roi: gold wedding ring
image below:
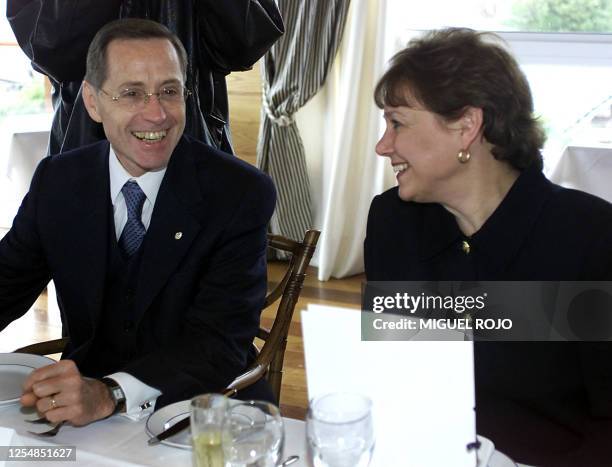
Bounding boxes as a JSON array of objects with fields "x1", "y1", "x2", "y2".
[{"x1": 50, "y1": 397, "x2": 57, "y2": 410}]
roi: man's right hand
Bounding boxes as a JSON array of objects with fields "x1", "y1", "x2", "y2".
[{"x1": 21, "y1": 359, "x2": 115, "y2": 426}]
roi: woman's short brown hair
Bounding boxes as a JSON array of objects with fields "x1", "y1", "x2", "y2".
[{"x1": 374, "y1": 28, "x2": 545, "y2": 171}]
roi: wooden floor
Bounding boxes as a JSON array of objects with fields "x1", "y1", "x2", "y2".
[{"x1": 0, "y1": 263, "x2": 364, "y2": 420}]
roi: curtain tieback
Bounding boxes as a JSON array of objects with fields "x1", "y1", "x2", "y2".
[{"x1": 262, "y1": 92, "x2": 295, "y2": 127}]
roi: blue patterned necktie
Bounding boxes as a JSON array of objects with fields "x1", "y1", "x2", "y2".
[{"x1": 119, "y1": 180, "x2": 147, "y2": 257}]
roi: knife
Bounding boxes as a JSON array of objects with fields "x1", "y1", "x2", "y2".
[
  {"x1": 148, "y1": 416, "x2": 190, "y2": 445},
  {"x1": 148, "y1": 388, "x2": 239, "y2": 446}
]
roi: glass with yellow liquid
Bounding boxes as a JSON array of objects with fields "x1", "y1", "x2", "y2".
[
  {"x1": 193, "y1": 430, "x2": 224, "y2": 467},
  {"x1": 190, "y1": 394, "x2": 228, "y2": 467}
]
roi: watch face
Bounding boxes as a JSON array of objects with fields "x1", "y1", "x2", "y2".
[
  {"x1": 111, "y1": 387, "x2": 125, "y2": 402},
  {"x1": 102, "y1": 378, "x2": 126, "y2": 414},
  {"x1": 103, "y1": 378, "x2": 125, "y2": 403}
]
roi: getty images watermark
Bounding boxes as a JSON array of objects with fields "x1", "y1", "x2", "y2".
[{"x1": 361, "y1": 281, "x2": 612, "y2": 342}]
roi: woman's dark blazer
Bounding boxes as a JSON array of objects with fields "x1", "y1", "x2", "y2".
[{"x1": 364, "y1": 167, "x2": 612, "y2": 466}]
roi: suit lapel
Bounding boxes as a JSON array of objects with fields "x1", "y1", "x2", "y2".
[
  {"x1": 132, "y1": 138, "x2": 204, "y2": 324},
  {"x1": 68, "y1": 142, "x2": 111, "y2": 328}
]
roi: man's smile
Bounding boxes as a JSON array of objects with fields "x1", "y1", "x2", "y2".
[{"x1": 131, "y1": 130, "x2": 167, "y2": 142}]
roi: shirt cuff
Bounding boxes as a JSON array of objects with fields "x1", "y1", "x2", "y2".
[{"x1": 106, "y1": 372, "x2": 162, "y2": 421}]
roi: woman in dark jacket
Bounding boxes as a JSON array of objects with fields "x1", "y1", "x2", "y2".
[
  {"x1": 365, "y1": 28, "x2": 612, "y2": 466},
  {"x1": 7, "y1": 0, "x2": 284, "y2": 154}
]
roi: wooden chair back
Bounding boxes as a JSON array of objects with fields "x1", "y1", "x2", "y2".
[{"x1": 224, "y1": 229, "x2": 320, "y2": 401}]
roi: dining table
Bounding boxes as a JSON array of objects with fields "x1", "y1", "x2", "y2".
[
  {"x1": 0, "y1": 399, "x2": 525, "y2": 467},
  {"x1": 0, "y1": 402, "x2": 307, "y2": 467},
  {"x1": 0, "y1": 113, "x2": 51, "y2": 229},
  {"x1": 548, "y1": 142, "x2": 612, "y2": 203}
]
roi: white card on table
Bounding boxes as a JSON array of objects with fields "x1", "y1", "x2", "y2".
[{"x1": 302, "y1": 305, "x2": 476, "y2": 467}]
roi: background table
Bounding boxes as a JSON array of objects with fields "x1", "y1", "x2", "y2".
[
  {"x1": 549, "y1": 143, "x2": 612, "y2": 203},
  {"x1": 0, "y1": 114, "x2": 51, "y2": 230}
]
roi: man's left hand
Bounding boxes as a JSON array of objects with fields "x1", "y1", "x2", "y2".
[{"x1": 21, "y1": 360, "x2": 115, "y2": 426}]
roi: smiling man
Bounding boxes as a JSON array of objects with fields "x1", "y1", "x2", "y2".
[
  {"x1": 0, "y1": 19, "x2": 276, "y2": 426},
  {"x1": 82, "y1": 35, "x2": 186, "y2": 177}
]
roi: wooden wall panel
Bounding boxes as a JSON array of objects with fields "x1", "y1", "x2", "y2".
[{"x1": 227, "y1": 65, "x2": 262, "y2": 167}]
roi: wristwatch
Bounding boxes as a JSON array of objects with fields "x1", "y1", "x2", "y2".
[{"x1": 101, "y1": 377, "x2": 126, "y2": 414}]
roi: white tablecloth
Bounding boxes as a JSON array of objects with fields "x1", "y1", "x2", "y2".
[
  {"x1": 0, "y1": 402, "x2": 521, "y2": 467},
  {"x1": 0, "y1": 403, "x2": 306, "y2": 467},
  {"x1": 549, "y1": 143, "x2": 612, "y2": 203}
]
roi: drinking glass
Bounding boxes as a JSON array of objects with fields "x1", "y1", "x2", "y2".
[
  {"x1": 222, "y1": 400, "x2": 284, "y2": 467},
  {"x1": 190, "y1": 394, "x2": 229, "y2": 467},
  {"x1": 306, "y1": 393, "x2": 375, "y2": 467}
]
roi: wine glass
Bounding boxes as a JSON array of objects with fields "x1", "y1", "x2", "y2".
[
  {"x1": 222, "y1": 400, "x2": 284, "y2": 467},
  {"x1": 306, "y1": 393, "x2": 375, "y2": 467}
]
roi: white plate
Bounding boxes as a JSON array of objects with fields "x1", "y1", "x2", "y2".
[
  {"x1": 477, "y1": 435, "x2": 495, "y2": 467},
  {"x1": 146, "y1": 400, "x2": 192, "y2": 449},
  {"x1": 476, "y1": 435, "x2": 519, "y2": 467},
  {"x1": 146, "y1": 399, "x2": 247, "y2": 450},
  {"x1": 0, "y1": 353, "x2": 55, "y2": 406},
  {"x1": 489, "y1": 450, "x2": 518, "y2": 467}
]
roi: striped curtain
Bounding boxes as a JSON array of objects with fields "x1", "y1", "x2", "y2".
[{"x1": 257, "y1": 0, "x2": 351, "y2": 241}]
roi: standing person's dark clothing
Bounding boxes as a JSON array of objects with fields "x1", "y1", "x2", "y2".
[{"x1": 7, "y1": 0, "x2": 284, "y2": 154}]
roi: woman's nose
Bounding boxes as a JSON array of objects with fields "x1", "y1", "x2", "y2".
[{"x1": 375, "y1": 129, "x2": 393, "y2": 157}]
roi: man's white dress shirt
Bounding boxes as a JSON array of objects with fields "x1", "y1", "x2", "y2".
[{"x1": 106, "y1": 147, "x2": 166, "y2": 420}]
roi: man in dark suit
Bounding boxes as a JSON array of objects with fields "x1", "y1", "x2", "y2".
[{"x1": 0, "y1": 18, "x2": 276, "y2": 426}]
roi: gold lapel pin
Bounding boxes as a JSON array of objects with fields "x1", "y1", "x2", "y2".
[{"x1": 174, "y1": 232, "x2": 183, "y2": 240}]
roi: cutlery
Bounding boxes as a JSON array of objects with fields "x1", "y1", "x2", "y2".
[
  {"x1": 148, "y1": 416, "x2": 189, "y2": 445},
  {"x1": 27, "y1": 421, "x2": 65, "y2": 437},
  {"x1": 26, "y1": 417, "x2": 51, "y2": 424},
  {"x1": 246, "y1": 454, "x2": 299, "y2": 467},
  {"x1": 279, "y1": 455, "x2": 299, "y2": 466}
]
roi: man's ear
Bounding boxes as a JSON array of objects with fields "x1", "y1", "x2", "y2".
[
  {"x1": 459, "y1": 106, "x2": 484, "y2": 148},
  {"x1": 82, "y1": 81, "x2": 103, "y2": 123}
]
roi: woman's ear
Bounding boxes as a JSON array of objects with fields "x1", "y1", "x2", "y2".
[
  {"x1": 460, "y1": 107, "x2": 484, "y2": 148},
  {"x1": 82, "y1": 81, "x2": 103, "y2": 123}
]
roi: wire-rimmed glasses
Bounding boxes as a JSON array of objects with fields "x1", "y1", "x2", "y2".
[{"x1": 99, "y1": 85, "x2": 191, "y2": 111}]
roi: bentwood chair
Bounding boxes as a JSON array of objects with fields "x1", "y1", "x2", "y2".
[
  {"x1": 15, "y1": 229, "x2": 320, "y2": 404},
  {"x1": 223, "y1": 229, "x2": 319, "y2": 401}
]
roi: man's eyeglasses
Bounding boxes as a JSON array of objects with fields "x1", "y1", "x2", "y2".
[{"x1": 99, "y1": 86, "x2": 191, "y2": 110}]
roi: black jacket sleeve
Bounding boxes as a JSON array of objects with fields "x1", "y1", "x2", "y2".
[
  {"x1": 195, "y1": 0, "x2": 284, "y2": 73},
  {"x1": 7, "y1": 0, "x2": 122, "y2": 82}
]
